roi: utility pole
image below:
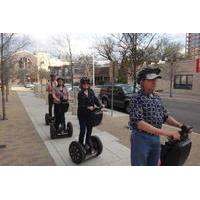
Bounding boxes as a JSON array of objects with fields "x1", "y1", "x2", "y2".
[
  {"x1": 70, "y1": 59, "x2": 74, "y2": 91},
  {"x1": 111, "y1": 61, "x2": 115, "y2": 117},
  {"x1": 169, "y1": 54, "x2": 176, "y2": 98}
]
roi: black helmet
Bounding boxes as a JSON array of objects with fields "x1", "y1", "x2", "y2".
[
  {"x1": 80, "y1": 77, "x2": 90, "y2": 84},
  {"x1": 50, "y1": 72, "x2": 56, "y2": 77},
  {"x1": 56, "y1": 77, "x2": 64, "y2": 82},
  {"x1": 137, "y1": 67, "x2": 161, "y2": 84}
]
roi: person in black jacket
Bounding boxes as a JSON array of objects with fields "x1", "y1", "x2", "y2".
[{"x1": 77, "y1": 77, "x2": 102, "y2": 152}]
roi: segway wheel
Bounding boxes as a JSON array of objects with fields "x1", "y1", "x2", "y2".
[
  {"x1": 67, "y1": 122, "x2": 73, "y2": 137},
  {"x1": 50, "y1": 123, "x2": 57, "y2": 139},
  {"x1": 45, "y1": 113, "x2": 50, "y2": 125},
  {"x1": 91, "y1": 136, "x2": 103, "y2": 156},
  {"x1": 69, "y1": 141, "x2": 86, "y2": 164}
]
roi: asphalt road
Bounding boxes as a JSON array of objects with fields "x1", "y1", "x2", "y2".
[
  {"x1": 162, "y1": 99, "x2": 200, "y2": 133},
  {"x1": 110, "y1": 98, "x2": 200, "y2": 133}
]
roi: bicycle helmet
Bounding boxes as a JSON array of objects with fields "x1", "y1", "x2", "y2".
[{"x1": 80, "y1": 77, "x2": 90, "y2": 85}]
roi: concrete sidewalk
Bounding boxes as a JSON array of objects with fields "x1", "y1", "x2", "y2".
[
  {"x1": 17, "y1": 91, "x2": 130, "y2": 166},
  {"x1": 0, "y1": 90, "x2": 55, "y2": 166}
]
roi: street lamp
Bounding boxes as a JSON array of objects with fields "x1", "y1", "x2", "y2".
[{"x1": 92, "y1": 54, "x2": 95, "y2": 89}]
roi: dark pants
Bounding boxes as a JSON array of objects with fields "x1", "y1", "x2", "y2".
[
  {"x1": 54, "y1": 103, "x2": 66, "y2": 131},
  {"x1": 48, "y1": 94, "x2": 54, "y2": 117},
  {"x1": 78, "y1": 117, "x2": 93, "y2": 147}
]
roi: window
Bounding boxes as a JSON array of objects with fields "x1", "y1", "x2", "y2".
[
  {"x1": 174, "y1": 75, "x2": 193, "y2": 89},
  {"x1": 114, "y1": 86, "x2": 122, "y2": 94}
]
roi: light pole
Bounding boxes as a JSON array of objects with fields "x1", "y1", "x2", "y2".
[
  {"x1": 92, "y1": 54, "x2": 95, "y2": 89},
  {"x1": 169, "y1": 60, "x2": 173, "y2": 98},
  {"x1": 111, "y1": 61, "x2": 115, "y2": 117},
  {"x1": 165, "y1": 54, "x2": 176, "y2": 98}
]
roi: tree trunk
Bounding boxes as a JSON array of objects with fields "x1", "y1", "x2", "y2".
[
  {"x1": 1, "y1": 33, "x2": 7, "y2": 120},
  {"x1": 169, "y1": 62, "x2": 174, "y2": 98},
  {"x1": 6, "y1": 82, "x2": 9, "y2": 102},
  {"x1": 132, "y1": 33, "x2": 138, "y2": 93},
  {"x1": 133, "y1": 62, "x2": 137, "y2": 93}
]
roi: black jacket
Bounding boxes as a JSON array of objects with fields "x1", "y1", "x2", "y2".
[{"x1": 77, "y1": 89, "x2": 101, "y2": 119}]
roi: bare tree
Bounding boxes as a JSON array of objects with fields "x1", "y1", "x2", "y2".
[
  {"x1": 52, "y1": 34, "x2": 74, "y2": 89},
  {"x1": 157, "y1": 38, "x2": 184, "y2": 97},
  {"x1": 75, "y1": 54, "x2": 94, "y2": 78},
  {"x1": 0, "y1": 33, "x2": 30, "y2": 119},
  {"x1": 95, "y1": 33, "x2": 158, "y2": 91},
  {"x1": 94, "y1": 36, "x2": 120, "y2": 116},
  {"x1": 119, "y1": 33, "x2": 157, "y2": 92}
]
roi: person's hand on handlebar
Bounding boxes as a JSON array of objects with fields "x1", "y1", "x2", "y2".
[
  {"x1": 88, "y1": 106, "x2": 95, "y2": 111},
  {"x1": 167, "y1": 131, "x2": 181, "y2": 141}
]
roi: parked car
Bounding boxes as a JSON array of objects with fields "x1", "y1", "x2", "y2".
[
  {"x1": 64, "y1": 84, "x2": 80, "y2": 93},
  {"x1": 24, "y1": 83, "x2": 34, "y2": 89},
  {"x1": 99, "y1": 84, "x2": 140, "y2": 113}
]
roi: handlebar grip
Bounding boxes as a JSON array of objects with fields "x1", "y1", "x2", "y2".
[{"x1": 181, "y1": 125, "x2": 193, "y2": 134}]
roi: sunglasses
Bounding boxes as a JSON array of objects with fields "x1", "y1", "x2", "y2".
[{"x1": 82, "y1": 82, "x2": 90, "y2": 85}]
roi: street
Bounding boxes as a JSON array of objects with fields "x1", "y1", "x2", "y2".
[
  {"x1": 162, "y1": 99, "x2": 200, "y2": 133},
  {"x1": 108, "y1": 96, "x2": 200, "y2": 134}
]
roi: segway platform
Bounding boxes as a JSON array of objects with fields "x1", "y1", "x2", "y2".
[
  {"x1": 69, "y1": 135, "x2": 103, "y2": 164},
  {"x1": 50, "y1": 120, "x2": 73, "y2": 139},
  {"x1": 45, "y1": 113, "x2": 53, "y2": 125}
]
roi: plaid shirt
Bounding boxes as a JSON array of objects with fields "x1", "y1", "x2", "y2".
[{"x1": 129, "y1": 89, "x2": 169, "y2": 131}]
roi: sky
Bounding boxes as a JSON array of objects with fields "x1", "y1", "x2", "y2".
[
  {"x1": 27, "y1": 33, "x2": 107, "y2": 56},
  {"x1": 26, "y1": 33, "x2": 186, "y2": 57}
]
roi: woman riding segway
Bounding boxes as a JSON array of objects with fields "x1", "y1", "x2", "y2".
[
  {"x1": 52, "y1": 77, "x2": 69, "y2": 133},
  {"x1": 45, "y1": 73, "x2": 57, "y2": 125},
  {"x1": 77, "y1": 77, "x2": 103, "y2": 153}
]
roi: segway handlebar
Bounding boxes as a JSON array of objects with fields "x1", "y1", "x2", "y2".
[
  {"x1": 179, "y1": 125, "x2": 193, "y2": 140},
  {"x1": 93, "y1": 105, "x2": 107, "y2": 112},
  {"x1": 167, "y1": 124, "x2": 192, "y2": 144}
]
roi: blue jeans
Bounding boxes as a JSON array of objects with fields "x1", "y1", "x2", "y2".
[{"x1": 131, "y1": 129, "x2": 160, "y2": 166}]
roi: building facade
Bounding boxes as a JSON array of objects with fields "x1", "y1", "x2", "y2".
[
  {"x1": 157, "y1": 59, "x2": 200, "y2": 96},
  {"x1": 10, "y1": 51, "x2": 70, "y2": 83},
  {"x1": 186, "y1": 33, "x2": 200, "y2": 59}
]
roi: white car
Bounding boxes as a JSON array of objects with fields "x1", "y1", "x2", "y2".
[{"x1": 24, "y1": 83, "x2": 34, "y2": 89}]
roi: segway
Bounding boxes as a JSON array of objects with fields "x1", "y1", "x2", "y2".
[
  {"x1": 50, "y1": 119, "x2": 73, "y2": 139},
  {"x1": 50, "y1": 100, "x2": 73, "y2": 139},
  {"x1": 69, "y1": 107, "x2": 104, "y2": 164},
  {"x1": 161, "y1": 125, "x2": 192, "y2": 166}
]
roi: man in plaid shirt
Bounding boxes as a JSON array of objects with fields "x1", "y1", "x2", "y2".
[{"x1": 129, "y1": 67, "x2": 183, "y2": 166}]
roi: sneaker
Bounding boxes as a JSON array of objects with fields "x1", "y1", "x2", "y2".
[
  {"x1": 63, "y1": 129, "x2": 68, "y2": 134},
  {"x1": 85, "y1": 144, "x2": 90, "y2": 150},
  {"x1": 90, "y1": 148, "x2": 95, "y2": 154}
]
